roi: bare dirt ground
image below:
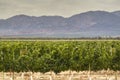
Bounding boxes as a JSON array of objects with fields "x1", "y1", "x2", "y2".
[{"x1": 0, "y1": 70, "x2": 120, "y2": 80}]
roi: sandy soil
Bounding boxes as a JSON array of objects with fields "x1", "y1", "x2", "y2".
[{"x1": 0, "y1": 70, "x2": 120, "y2": 80}]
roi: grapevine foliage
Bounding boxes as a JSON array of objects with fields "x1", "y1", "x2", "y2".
[{"x1": 0, "y1": 41, "x2": 120, "y2": 73}]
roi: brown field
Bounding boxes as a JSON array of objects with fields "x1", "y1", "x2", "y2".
[{"x1": 0, "y1": 70, "x2": 120, "y2": 80}]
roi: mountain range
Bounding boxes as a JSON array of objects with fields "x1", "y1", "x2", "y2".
[{"x1": 0, "y1": 10, "x2": 120, "y2": 38}]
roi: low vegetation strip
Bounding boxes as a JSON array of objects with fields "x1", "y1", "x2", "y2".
[{"x1": 0, "y1": 71, "x2": 120, "y2": 80}]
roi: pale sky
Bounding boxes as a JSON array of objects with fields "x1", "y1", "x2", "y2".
[{"x1": 0, "y1": 0, "x2": 120, "y2": 19}]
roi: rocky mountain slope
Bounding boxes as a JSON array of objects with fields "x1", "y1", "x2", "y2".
[{"x1": 0, "y1": 10, "x2": 120, "y2": 38}]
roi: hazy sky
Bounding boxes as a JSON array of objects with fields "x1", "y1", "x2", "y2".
[{"x1": 0, "y1": 0, "x2": 120, "y2": 19}]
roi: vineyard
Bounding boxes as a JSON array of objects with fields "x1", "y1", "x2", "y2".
[{"x1": 0, "y1": 40, "x2": 120, "y2": 80}]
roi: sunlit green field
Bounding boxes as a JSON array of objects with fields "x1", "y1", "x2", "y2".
[
  {"x1": 0, "y1": 40, "x2": 120, "y2": 80},
  {"x1": 0, "y1": 40, "x2": 120, "y2": 73}
]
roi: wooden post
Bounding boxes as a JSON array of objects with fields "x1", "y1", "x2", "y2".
[
  {"x1": 115, "y1": 72, "x2": 117, "y2": 80},
  {"x1": 69, "y1": 72, "x2": 73, "y2": 80},
  {"x1": 30, "y1": 72, "x2": 33, "y2": 80},
  {"x1": 88, "y1": 64, "x2": 91, "y2": 80},
  {"x1": 2, "y1": 71, "x2": 4, "y2": 80},
  {"x1": 21, "y1": 72, "x2": 24, "y2": 80},
  {"x1": 49, "y1": 76, "x2": 52, "y2": 80},
  {"x1": 10, "y1": 77, "x2": 13, "y2": 80},
  {"x1": 12, "y1": 71, "x2": 14, "y2": 80}
]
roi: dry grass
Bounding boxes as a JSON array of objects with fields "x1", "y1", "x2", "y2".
[{"x1": 0, "y1": 70, "x2": 120, "y2": 80}]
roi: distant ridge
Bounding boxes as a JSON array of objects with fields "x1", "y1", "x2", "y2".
[
  {"x1": 112, "y1": 11, "x2": 120, "y2": 16},
  {"x1": 0, "y1": 10, "x2": 120, "y2": 38}
]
